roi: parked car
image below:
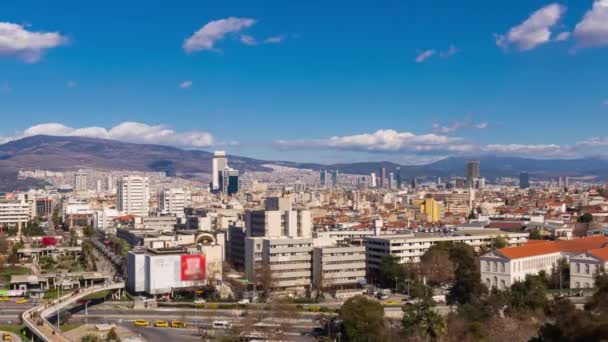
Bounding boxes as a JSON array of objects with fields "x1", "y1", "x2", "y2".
[{"x1": 237, "y1": 299, "x2": 250, "y2": 305}]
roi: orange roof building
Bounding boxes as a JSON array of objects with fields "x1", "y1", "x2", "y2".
[{"x1": 481, "y1": 236, "x2": 608, "y2": 290}]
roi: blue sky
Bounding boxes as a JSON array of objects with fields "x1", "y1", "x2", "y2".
[{"x1": 1, "y1": 0, "x2": 608, "y2": 164}]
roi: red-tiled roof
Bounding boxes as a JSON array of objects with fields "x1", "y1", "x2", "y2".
[
  {"x1": 497, "y1": 236, "x2": 608, "y2": 260},
  {"x1": 589, "y1": 248, "x2": 608, "y2": 262}
]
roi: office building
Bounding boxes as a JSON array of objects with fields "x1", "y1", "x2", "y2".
[
  {"x1": 160, "y1": 188, "x2": 189, "y2": 217},
  {"x1": 117, "y1": 175, "x2": 150, "y2": 217},
  {"x1": 245, "y1": 237, "x2": 314, "y2": 296},
  {"x1": 396, "y1": 167, "x2": 402, "y2": 189},
  {"x1": 519, "y1": 172, "x2": 530, "y2": 189},
  {"x1": 380, "y1": 167, "x2": 387, "y2": 188},
  {"x1": 370, "y1": 173, "x2": 377, "y2": 188},
  {"x1": 331, "y1": 169, "x2": 339, "y2": 188},
  {"x1": 312, "y1": 244, "x2": 366, "y2": 296},
  {"x1": 365, "y1": 230, "x2": 528, "y2": 271},
  {"x1": 211, "y1": 151, "x2": 227, "y2": 192},
  {"x1": 74, "y1": 172, "x2": 88, "y2": 191},
  {"x1": 219, "y1": 167, "x2": 239, "y2": 195},
  {"x1": 466, "y1": 160, "x2": 480, "y2": 187},
  {"x1": 320, "y1": 170, "x2": 328, "y2": 188},
  {"x1": 0, "y1": 196, "x2": 31, "y2": 234}
]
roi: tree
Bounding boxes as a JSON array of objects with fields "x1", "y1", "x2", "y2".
[
  {"x1": 339, "y1": 295, "x2": 386, "y2": 342},
  {"x1": 447, "y1": 243, "x2": 486, "y2": 305},
  {"x1": 0, "y1": 234, "x2": 9, "y2": 254},
  {"x1": 578, "y1": 213, "x2": 593, "y2": 224},
  {"x1": 379, "y1": 255, "x2": 404, "y2": 289},
  {"x1": 491, "y1": 236, "x2": 509, "y2": 249},
  {"x1": 529, "y1": 229, "x2": 543, "y2": 240},
  {"x1": 508, "y1": 275, "x2": 547, "y2": 312},
  {"x1": 80, "y1": 334, "x2": 102, "y2": 342},
  {"x1": 419, "y1": 245, "x2": 454, "y2": 287},
  {"x1": 69, "y1": 228, "x2": 78, "y2": 246},
  {"x1": 547, "y1": 258, "x2": 569, "y2": 290},
  {"x1": 402, "y1": 298, "x2": 447, "y2": 342},
  {"x1": 105, "y1": 328, "x2": 120, "y2": 342}
]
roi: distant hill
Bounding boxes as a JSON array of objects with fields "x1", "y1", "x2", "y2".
[
  {"x1": 0, "y1": 135, "x2": 273, "y2": 177},
  {"x1": 0, "y1": 135, "x2": 607, "y2": 191}
]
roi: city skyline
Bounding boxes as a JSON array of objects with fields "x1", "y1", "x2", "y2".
[{"x1": 2, "y1": 0, "x2": 608, "y2": 164}]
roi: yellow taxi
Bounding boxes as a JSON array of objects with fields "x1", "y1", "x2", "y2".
[
  {"x1": 2, "y1": 333, "x2": 12, "y2": 341},
  {"x1": 170, "y1": 321, "x2": 186, "y2": 328},
  {"x1": 154, "y1": 320, "x2": 169, "y2": 328},
  {"x1": 134, "y1": 320, "x2": 150, "y2": 327},
  {"x1": 0, "y1": 297, "x2": 9, "y2": 302},
  {"x1": 15, "y1": 298, "x2": 28, "y2": 304}
]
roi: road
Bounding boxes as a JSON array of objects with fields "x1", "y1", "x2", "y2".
[{"x1": 0, "y1": 301, "x2": 37, "y2": 324}]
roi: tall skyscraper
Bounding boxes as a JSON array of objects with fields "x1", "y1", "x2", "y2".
[
  {"x1": 117, "y1": 175, "x2": 150, "y2": 217},
  {"x1": 519, "y1": 172, "x2": 530, "y2": 189},
  {"x1": 380, "y1": 167, "x2": 387, "y2": 188},
  {"x1": 395, "y1": 167, "x2": 402, "y2": 189},
  {"x1": 370, "y1": 173, "x2": 377, "y2": 188},
  {"x1": 320, "y1": 170, "x2": 328, "y2": 188},
  {"x1": 330, "y1": 169, "x2": 339, "y2": 187},
  {"x1": 212, "y1": 151, "x2": 227, "y2": 191},
  {"x1": 466, "y1": 160, "x2": 480, "y2": 187},
  {"x1": 388, "y1": 172, "x2": 395, "y2": 189},
  {"x1": 74, "y1": 171, "x2": 87, "y2": 191},
  {"x1": 219, "y1": 167, "x2": 240, "y2": 195}
]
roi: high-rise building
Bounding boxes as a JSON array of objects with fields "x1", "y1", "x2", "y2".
[
  {"x1": 106, "y1": 175, "x2": 116, "y2": 193},
  {"x1": 396, "y1": 167, "x2": 402, "y2": 189},
  {"x1": 117, "y1": 175, "x2": 150, "y2": 217},
  {"x1": 74, "y1": 172, "x2": 88, "y2": 191},
  {"x1": 160, "y1": 188, "x2": 190, "y2": 217},
  {"x1": 219, "y1": 167, "x2": 239, "y2": 195},
  {"x1": 319, "y1": 170, "x2": 328, "y2": 188},
  {"x1": 388, "y1": 172, "x2": 395, "y2": 189},
  {"x1": 519, "y1": 172, "x2": 530, "y2": 189},
  {"x1": 211, "y1": 151, "x2": 227, "y2": 191},
  {"x1": 411, "y1": 177, "x2": 417, "y2": 189},
  {"x1": 466, "y1": 160, "x2": 480, "y2": 187},
  {"x1": 380, "y1": 167, "x2": 387, "y2": 188},
  {"x1": 370, "y1": 173, "x2": 377, "y2": 188},
  {"x1": 331, "y1": 169, "x2": 339, "y2": 188}
]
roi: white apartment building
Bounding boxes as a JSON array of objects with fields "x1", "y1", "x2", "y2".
[
  {"x1": 74, "y1": 172, "x2": 88, "y2": 191},
  {"x1": 313, "y1": 244, "x2": 366, "y2": 296},
  {"x1": 245, "y1": 208, "x2": 312, "y2": 238},
  {"x1": 117, "y1": 175, "x2": 149, "y2": 217},
  {"x1": 159, "y1": 188, "x2": 190, "y2": 218},
  {"x1": 245, "y1": 237, "x2": 314, "y2": 296},
  {"x1": 93, "y1": 209, "x2": 120, "y2": 231},
  {"x1": 570, "y1": 248, "x2": 608, "y2": 289},
  {"x1": 480, "y1": 236, "x2": 608, "y2": 290},
  {"x1": 0, "y1": 197, "x2": 31, "y2": 233},
  {"x1": 365, "y1": 230, "x2": 529, "y2": 271}
]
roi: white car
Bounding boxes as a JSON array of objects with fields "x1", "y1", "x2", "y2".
[
  {"x1": 237, "y1": 299, "x2": 250, "y2": 305},
  {"x1": 194, "y1": 299, "x2": 206, "y2": 304}
]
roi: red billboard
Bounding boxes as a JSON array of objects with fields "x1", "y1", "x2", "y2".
[
  {"x1": 42, "y1": 236, "x2": 57, "y2": 246},
  {"x1": 180, "y1": 254, "x2": 206, "y2": 281}
]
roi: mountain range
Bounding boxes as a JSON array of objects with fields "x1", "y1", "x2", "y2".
[{"x1": 1, "y1": 135, "x2": 607, "y2": 191}]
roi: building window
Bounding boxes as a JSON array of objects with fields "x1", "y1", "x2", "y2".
[
  {"x1": 585, "y1": 264, "x2": 590, "y2": 274},
  {"x1": 500, "y1": 263, "x2": 505, "y2": 273},
  {"x1": 575, "y1": 282, "x2": 580, "y2": 289},
  {"x1": 576, "y1": 263, "x2": 580, "y2": 273}
]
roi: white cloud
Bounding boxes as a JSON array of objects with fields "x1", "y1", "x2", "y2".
[
  {"x1": 554, "y1": 31, "x2": 571, "y2": 41},
  {"x1": 183, "y1": 17, "x2": 256, "y2": 53},
  {"x1": 415, "y1": 49, "x2": 436, "y2": 63},
  {"x1": 574, "y1": 0, "x2": 608, "y2": 48},
  {"x1": 1, "y1": 122, "x2": 215, "y2": 148},
  {"x1": 0, "y1": 22, "x2": 67, "y2": 63},
  {"x1": 439, "y1": 44, "x2": 460, "y2": 58},
  {"x1": 179, "y1": 80, "x2": 193, "y2": 89},
  {"x1": 264, "y1": 35, "x2": 285, "y2": 44},
  {"x1": 495, "y1": 3, "x2": 566, "y2": 51},
  {"x1": 240, "y1": 34, "x2": 257, "y2": 46},
  {"x1": 67, "y1": 80, "x2": 77, "y2": 88},
  {"x1": 432, "y1": 118, "x2": 488, "y2": 134},
  {"x1": 274, "y1": 129, "x2": 586, "y2": 159}
]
